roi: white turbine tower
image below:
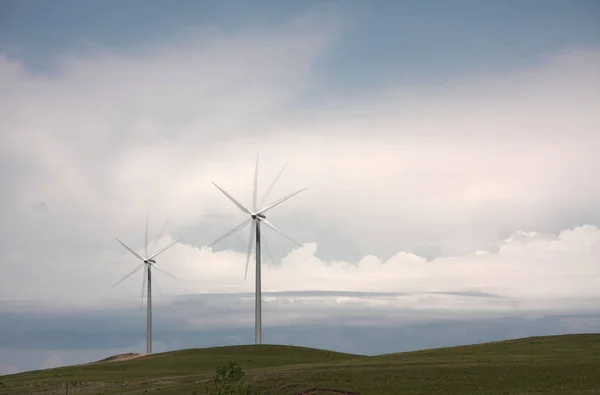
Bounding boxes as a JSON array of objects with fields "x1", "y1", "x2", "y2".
[
  {"x1": 112, "y1": 217, "x2": 181, "y2": 354},
  {"x1": 205, "y1": 154, "x2": 306, "y2": 344}
]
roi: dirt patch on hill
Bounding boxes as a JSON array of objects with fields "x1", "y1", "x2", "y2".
[
  {"x1": 293, "y1": 388, "x2": 360, "y2": 395},
  {"x1": 95, "y1": 353, "x2": 147, "y2": 363}
]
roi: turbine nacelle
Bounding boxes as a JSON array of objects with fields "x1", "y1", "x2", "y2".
[
  {"x1": 252, "y1": 213, "x2": 267, "y2": 220},
  {"x1": 112, "y1": 225, "x2": 181, "y2": 293}
]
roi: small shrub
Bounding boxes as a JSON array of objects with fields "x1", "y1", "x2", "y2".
[{"x1": 206, "y1": 361, "x2": 266, "y2": 395}]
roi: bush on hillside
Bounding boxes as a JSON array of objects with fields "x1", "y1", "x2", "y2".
[{"x1": 205, "y1": 360, "x2": 266, "y2": 395}]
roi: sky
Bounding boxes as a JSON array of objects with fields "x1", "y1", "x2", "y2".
[{"x1": 1, "y1": 0, "x2": 600, "y2": 374}]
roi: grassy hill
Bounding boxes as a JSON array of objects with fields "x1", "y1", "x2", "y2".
[{"x1": 0, "y1": 334, "x2": 599, "y2": 394}]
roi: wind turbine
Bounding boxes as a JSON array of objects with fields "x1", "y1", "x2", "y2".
[
  {"x1": 112, "y1": 217, "x2": 181, "y2": 354},
  {"x1": 205, "y1": 155, "x2": 306, "y2": 344}
]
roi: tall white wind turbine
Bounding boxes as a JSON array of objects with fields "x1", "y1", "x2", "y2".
[
  {"x1": 205, "y1": 155, "x2": 306, "y2": 344},
  {"x1": 112, "y1": 217, "x2": 181, "y2": 354}
]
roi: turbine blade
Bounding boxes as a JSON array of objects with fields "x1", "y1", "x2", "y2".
[
  {"x1": 245, "y1": 220, "x2": 256, "y2": 280},
  {"x1": 106, "y1": 260, "x2": 140, "y2": 265},
  {"x1": 253, "y1": 153, "x2": 259, "y2": 212},
  {"x1": 114, "y1": 237, "x2": 145, "y2": 261},
  {"x1": 204, "y1": 218, "x2": 252, "y2": 249},
  {"x1": 153, "y1": 263, "x2": 179, "y2": 281},
  {"x1": 259, "y1": 162, "x2": 287, "y2": 210},
  {"x1": 148, "y1": 238, "x2": 183, "y2": 260},
  {"x1": 149, "y1": 219, "x2": 169, "y2": 256},
  {"x1": 198, "y1": 213, "x2": 242, "y2": 220},
  {"x1": 211, "y1": 182, "x2": 252, "y2": 215},
  {"x1": 145, "y1": 215, "x2": 149, "y2": 258},
  {"x1": 262, "y1": 231, "x2": 276, "y2": 269},
  {"x1": 261, "y1": 218, "x2": 303, "y2": 248},
  {"x1": 141, "y1": 264, "x2": 148, "y2": 308},
  {"x1": 257, "y1": 187, "x2": 307, "y2": 215},
  {"x1": 112, "y1": 263, "x2": 144, "y2": 288},
  {"x1": 153, "y1": 275, "x2": 163, "y2": 297}
]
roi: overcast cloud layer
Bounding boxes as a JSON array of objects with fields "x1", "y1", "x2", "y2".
[{"x1": 1, "y1": 3, "x2": 599, "y2": 374}]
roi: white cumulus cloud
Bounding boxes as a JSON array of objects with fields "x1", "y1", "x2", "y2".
[{"x1": 0, "y1": 16, "x2": 599, "y2": 323}]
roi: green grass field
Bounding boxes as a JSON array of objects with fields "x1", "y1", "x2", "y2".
[{"x1": 1, "y1": 334, "x2": 599, "y2": 394}]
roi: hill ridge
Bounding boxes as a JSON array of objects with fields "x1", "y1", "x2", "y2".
[{"x1": 1, "y1": 334, "x2": 599, "y2": 394}]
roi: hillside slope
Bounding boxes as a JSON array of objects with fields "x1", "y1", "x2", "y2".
[{"x1": 0, "y1": 334, "x2": 599, "y2": 394}]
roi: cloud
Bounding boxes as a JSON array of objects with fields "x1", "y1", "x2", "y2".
[
  {"x1": 138, "y1": 224, "x2": 600, "y2": 312},
  {"x1": 2, "y1": 31, "x2": 599, "y2": 260},
  {"x1": 2, "y1": 223, "x2": 598, "y2": 320}
]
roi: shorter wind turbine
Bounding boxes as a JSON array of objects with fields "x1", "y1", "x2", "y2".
[
  {"x1": 112, "y1": 217, "x2": 181, "y2": 354},
  {"x1": 205, "y1": 155, "x2": 306, "y2": 344}
]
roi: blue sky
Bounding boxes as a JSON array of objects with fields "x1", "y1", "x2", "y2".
[
  {"x1": 2, "y1": 0, "x2": 599, "y2": 89},
  {"x1": 1, "y1": 0, "x2": 599, "y2": 374}
]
